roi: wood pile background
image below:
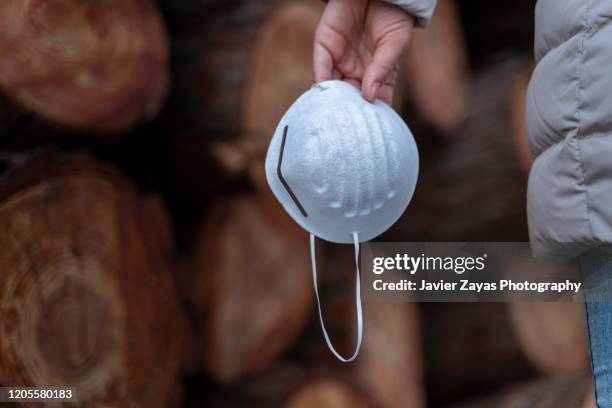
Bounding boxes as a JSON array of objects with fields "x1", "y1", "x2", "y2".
[{"x1": 0, "y1": 0, "x2": 592, "y2": 407}]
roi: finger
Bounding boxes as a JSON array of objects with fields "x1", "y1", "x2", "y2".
[
  {"x1": 362, "y1": 36, "x2": 407, "y2": 102},
  {"x1": 378, "y1": 83, "x2": 395, "y2": 105},
  {"x1": 313, "y1": 41, "x2": 334, "y2": 84},
  {"x1": 377, "y1": 70, "x2": 399, "y2": 105}
]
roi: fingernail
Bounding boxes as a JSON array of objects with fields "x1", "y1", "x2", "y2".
[{"x1": 371, "y1": 82, "x2": 380, "y2": 99}]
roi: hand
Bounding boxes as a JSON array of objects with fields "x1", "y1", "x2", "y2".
[{"x1": 314, "y1": 0, "x2": 415, "y2": 105}]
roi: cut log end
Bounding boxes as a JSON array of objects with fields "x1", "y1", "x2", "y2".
[
  {"x1": 0, "y1": 150, "x2": 190, "y2": 407},
  {"x1": 508, "y1": 301, "x2": 589, "y2": 374},
  {"x1": 190, "y1": 194, "x2": 312, "y2": 383},
  {"x1": 242, "y1": 0, "x2": 324, "y2": 152},
  {"x1": 284, "y1": 379, "x2": 371, "y2": 408},
  {"x1": 356, "y1": 302, "x2": 424, "y2": 408},
  {"x1": 405, "y1": 0, "x2": 468, "y2": 134},
  {"x1": 0, "y1": 0, "x2": 169, "y2": 132}
]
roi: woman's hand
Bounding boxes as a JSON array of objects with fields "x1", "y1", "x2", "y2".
[{"x1": 314, "y1": 0, "x2": 415, "y2": 104}]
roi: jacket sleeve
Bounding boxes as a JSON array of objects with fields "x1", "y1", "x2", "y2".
[{"x1": 383, "y1": 0, "x2": 437, "y2": 27}]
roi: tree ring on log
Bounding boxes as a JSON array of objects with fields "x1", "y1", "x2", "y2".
[
  {"x1": 0, "y1": 0, "x2": 169, "y2": 131},
  {"x1": 0, "y1": 180, "x2": 125, "y2": 398}
]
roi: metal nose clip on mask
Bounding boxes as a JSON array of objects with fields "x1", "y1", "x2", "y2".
[{"x1": 265, "y1": 80, "x2": 419, "y2": 362}]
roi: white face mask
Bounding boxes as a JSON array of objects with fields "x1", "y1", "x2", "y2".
[{"x1": 265, "y1": 80, "x2": 419, "y2": 362}]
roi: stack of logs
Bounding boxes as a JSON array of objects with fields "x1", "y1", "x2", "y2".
[{"x1": 0, "y1": 0, "x2": 593, "y2": 407}]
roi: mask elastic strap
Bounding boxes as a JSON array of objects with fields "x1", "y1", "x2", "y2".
[{"x1": 309, "y1": 232, "x2": 363, "y2": 362}]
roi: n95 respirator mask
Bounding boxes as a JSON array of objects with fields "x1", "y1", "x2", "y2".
[{"x1": 265, "y1": 80, "x2": 419, "y2": 362}]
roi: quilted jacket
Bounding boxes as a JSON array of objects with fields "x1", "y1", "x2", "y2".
[
  {"x1": 391, "y1": 0, "x2": 612, "y2": 258},
  {"x1": 526, "y1": 0, "x2": 612, "y2": 258}
]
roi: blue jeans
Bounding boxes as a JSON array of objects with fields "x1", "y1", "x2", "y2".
[{"x1": 581, "y1": 248, "x2": 612, "y2": 407}]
